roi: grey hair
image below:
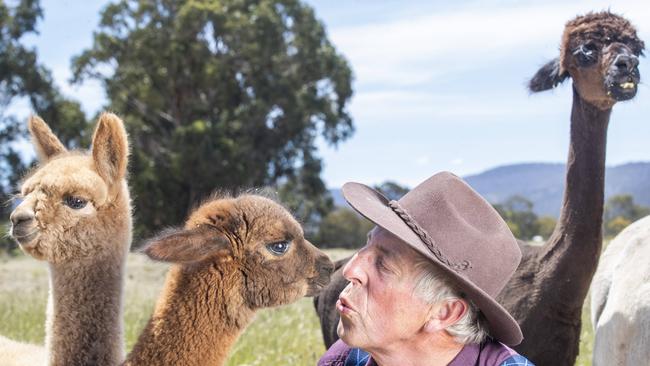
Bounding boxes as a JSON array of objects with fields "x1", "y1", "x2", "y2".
[{"x1": 412, "y1": 253, "x2": 490, "y2": 345}]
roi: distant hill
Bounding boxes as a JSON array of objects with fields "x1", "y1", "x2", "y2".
[{"x1": 330, "y1": 162, "x2": 650, "y2": 218}]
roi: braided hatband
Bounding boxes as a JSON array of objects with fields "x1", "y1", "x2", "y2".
[{"x1": 388, "y1": 200, "x2": 471, "y2": 272}]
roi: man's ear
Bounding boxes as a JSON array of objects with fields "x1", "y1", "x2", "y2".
[
  {"x1": 528, "y1": 58, "x2": 569, "y2": 93},
  {"x1": 423, "y1": 299, "x2": 469, "y2": 334},
  {"x1": 91, "y1": 112, "x2": 129, "y2": 186},
  {"x1": 142, "y1": 225, "x2": 232, "y2": 263},
  {"x1": 28, "y1": 115, "x2": 67, "y2": 162}
]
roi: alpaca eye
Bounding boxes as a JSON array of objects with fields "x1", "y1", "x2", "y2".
[
  {"x1": 266, "y1": 241, "x2": 290, "y2": 256},
  {"x1": 583, "y1": 42, "x2": 598, "y2": 53},
  {"x1": 575, "y1": 43, "x2": 599, "y2": 66},
  {"x1": 64, "y1": 196, "x2": 88, "y2": 210}
]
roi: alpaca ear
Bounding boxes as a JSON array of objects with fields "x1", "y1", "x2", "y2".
[
  {"x1": 28, "y1": 115, "x2": 67, "y2": 162},
  {"x1": 91, "y1": 113, "x2": 129, "y2": 186},
  {"x1": 528, "y1": 58, "x2": 569, "y2": 93},
  {"x1": 142, "y1": 226, "x2": 232, "y2": 263}
]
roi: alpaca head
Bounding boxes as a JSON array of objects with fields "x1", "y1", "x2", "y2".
[
  {"x1": 9, "y1": 113, "x2": 131, "y2": 263},
  {"x1": 143, "y1": 193, "x2": 334, "y2": 309},
  {"x1": 529, "y1": 11, "x2": 644, "y2": 109}
]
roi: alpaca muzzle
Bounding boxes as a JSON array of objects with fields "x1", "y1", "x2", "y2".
[
  {"x1": 9, "y1": 210, "x2": 38, "y2": 244},
  {"x1": 306, "y1": 256, "x2": 335, "y2": 296},
  {"x1": 606, "y1": 51, "x2": 641, "y2": 101}
]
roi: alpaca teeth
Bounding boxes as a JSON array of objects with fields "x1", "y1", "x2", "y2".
[{"x1": 620, "y1": 82, "x2": 635, "y2": 89}]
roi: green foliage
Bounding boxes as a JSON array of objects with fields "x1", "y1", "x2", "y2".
[
  {"x1": 0, "y1": 221, "x2": 17, "y2": 253},
  {"x1": 536, "y1": 215, "x2": 557, "y2": 240},
  {"x1": 373, "y1": 181, "x2": 409, "y2": 201},
  {"x1": 278, "y1": 151, "x2": 333, "y2": 239},
  {"x1": 504, "y1": 220, "x2": 521, "y2": 238},
  {"x1": 311, "y1": 181, "x2": 408, "y2": 248},
  {"x1": 72, "y1": 0, "x2": 354, "y2": 237},
  {"x1": 493, "y1": 196, "x2": 540, "y2": 240},
  {"x1": 0, "y1": 0, "x2": 41, "y2": 217},
  {"x1": 493, "y1": 196, "x2": 559, "y2": 240},
  {"x1": 315, "y1": 208, "x2": 373, "y2": 249},
  {"x1": 604, "y1": 216, "x2": 631, "y2": 237},
  {"x1": 603, "y1": 194, "x2": 650, "y2": 237},
  {"x1": 493, "y1": 193, "x2": 650, "y2": 241},
  {"x1": 0, "y1": 0, "x2": 88, "y2": 224}
]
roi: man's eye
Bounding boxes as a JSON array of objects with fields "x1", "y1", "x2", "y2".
[
  {"x1": 376, "y1": 257, "x2": 388, "y2": 271},
  {"x1": 64, "y1": 196, "x2": 88, "y2": 210},
  {"x1": 266, "y1": 241, "x2": 290, "y2": 256}
]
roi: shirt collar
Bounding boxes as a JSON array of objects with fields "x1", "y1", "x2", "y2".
[
  {"x1": 447, "y1": 343, "x2": 480, "y2": 366},
  {"x1": 364, "y1": 343, "x2": 479, "y2": 366}
]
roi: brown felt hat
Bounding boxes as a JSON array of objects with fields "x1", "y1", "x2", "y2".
[{"x1": 342, "y1": 171, "x2": 523, "y2": 346}]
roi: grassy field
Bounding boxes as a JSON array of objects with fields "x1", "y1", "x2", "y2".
[{"x1": 0, "y1": 249, "x2": 595, "y2": 365}]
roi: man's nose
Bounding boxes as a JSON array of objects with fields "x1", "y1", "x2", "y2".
[{"x1": 341, "y1": 251, "x2": 367, "y2": 285}]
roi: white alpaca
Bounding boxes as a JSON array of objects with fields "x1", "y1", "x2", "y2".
[{"x1": 590, "y1": 215, "x2": 650, "y2": 366}]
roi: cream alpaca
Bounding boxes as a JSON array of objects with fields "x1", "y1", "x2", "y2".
[{"x1": 3, "y1": 113, "x2": 132, "y2": 366}]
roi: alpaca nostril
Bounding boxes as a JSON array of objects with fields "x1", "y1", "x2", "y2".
[
  {"x1": 614, "y1": 55, "x2": 638, "y2": 72},
  {"x1": 318, "y1": 259, "x2": 335, "y2": 278},
  {"x1": 615, "y1": 60, "x2": 628, "y2": 71},
  {"x1": 10, "y1": 211, "x2": 35, "y2": 226}
]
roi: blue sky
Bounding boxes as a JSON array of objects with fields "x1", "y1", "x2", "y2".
[{"x1": 15, "y1": 0, "x2": 650, "y2": 187}]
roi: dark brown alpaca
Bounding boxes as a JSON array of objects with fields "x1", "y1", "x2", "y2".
[
  {"x1": 124, "y1": 193, "x2": 334, "y2": 366},
  {"x1": 313, "y1": 12, "x2": 644, "y2": 366}
]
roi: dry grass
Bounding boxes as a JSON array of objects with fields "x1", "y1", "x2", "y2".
[{"x1": 0, "y1": 249, "x2": 596, "y2": 365}]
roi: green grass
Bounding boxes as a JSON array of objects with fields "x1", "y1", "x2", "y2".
[
  {"x1": 0, "y1": 249, "x2": 596, "y2": 365},
  {"x1": 575, "y1": 300, "x2": 594, "y2": 366},
  {"x1": 0, "y1": 251, "x2": 334, "y2": 365},
  {"x1": 0, "y1": 256, "x2": 48, "y2": 343}
]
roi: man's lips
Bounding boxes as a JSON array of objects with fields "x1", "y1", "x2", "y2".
[{"x1": 337, "y1": 297, "x2": 356, "y2": 315}]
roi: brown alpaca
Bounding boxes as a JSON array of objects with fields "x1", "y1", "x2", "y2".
[
  {"x1": 124, "y1": 193, "x2": 334, "y2": 366},
  {"x1": 5, "y1": 113, "x2": 132, "y2": 366},
  {"x1": 313, "y1": 12, "x2": 644, "y2": 366}
]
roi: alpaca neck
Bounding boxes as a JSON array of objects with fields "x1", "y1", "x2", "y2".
[
  {"x1": 125, "y1": 262, "x2": 255, "y2": 366},
  {"x1": 46, "y1": 251, "x2": 127, "y2": 366},
  {"x1": 541, "y1": 85, "x2": 610, "y2": 305}
]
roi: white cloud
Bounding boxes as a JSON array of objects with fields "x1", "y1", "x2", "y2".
[
  {"x1": 350, "y1": 87, "x2": 572, "y2": 127},
  {"x1": 330, "y1": 0, "x2": 650, "y2": 87},
  {"x1": 451, "y1": 158, "x2": 464, "y2": 165},
  {"x1": 415, "y1": 155, "x2": 430, "y2": 166}
]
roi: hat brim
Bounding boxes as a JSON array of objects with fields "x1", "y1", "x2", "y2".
[{"x1": 342, "y1": 182, "x2": 523, "y2": 346}]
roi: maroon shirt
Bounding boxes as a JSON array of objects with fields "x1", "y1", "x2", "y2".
[{"x1": 318, "y1": 339, "x2": 523, "y2": 366}]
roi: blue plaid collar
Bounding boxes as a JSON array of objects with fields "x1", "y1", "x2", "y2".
[
  {"x1": 342, "y1": 345, "x2": 534, "y2": 366},
  {"x1": 344, "y1": 348, "x2": 371, "y2": 366}
]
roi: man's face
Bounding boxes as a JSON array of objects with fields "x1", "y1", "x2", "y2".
[{"x1": 336, "y1": 227, "x2": 432, "y2": 350}]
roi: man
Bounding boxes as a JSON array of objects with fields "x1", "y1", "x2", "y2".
[{"x1": 318, "y1": 172, "x2": 533, "y2": 366}]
